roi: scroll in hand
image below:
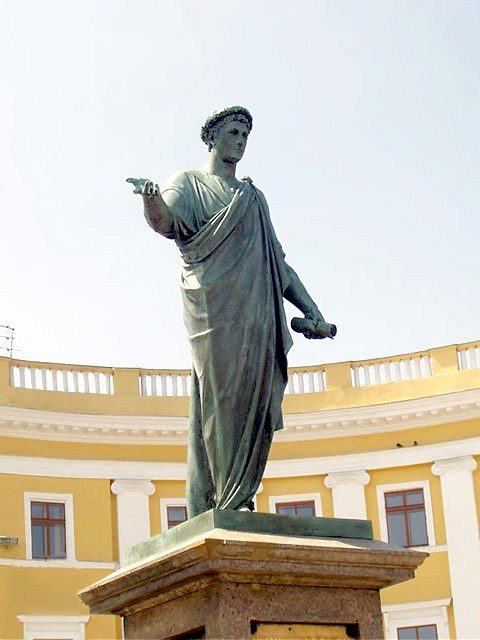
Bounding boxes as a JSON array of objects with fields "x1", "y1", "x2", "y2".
[{"x1": 291, "y1": 317, "x2": 337, "y2": 340}]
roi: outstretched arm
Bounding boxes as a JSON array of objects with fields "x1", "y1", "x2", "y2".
[{"x1": 126, "y1": 178, "x2": 174, "y2": 237}]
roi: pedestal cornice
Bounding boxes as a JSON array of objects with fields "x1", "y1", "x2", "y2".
[{"x1": 79, "y1": 527, "x2": 428, "y2": 617}]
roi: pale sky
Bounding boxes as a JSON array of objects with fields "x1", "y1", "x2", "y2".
[{"x1": 1, "y1": 0, "x2": 479, "y2": 369}]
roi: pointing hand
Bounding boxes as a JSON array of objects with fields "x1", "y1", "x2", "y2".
[{"x1": 126, "y1": 177, "x2": 160, "y2": 196}]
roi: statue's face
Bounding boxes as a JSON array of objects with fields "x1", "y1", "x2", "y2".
[{"x1": 213, "y1": 119, "x2": 249, "y2": 164}]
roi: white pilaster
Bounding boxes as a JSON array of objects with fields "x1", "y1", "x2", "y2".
[
  {"x1": 432, "y1": 456, "x2": 480, "y2": 639},
  {"x1": 325, "y1": 470, "x2": 370, "y2": 519},
  {"x1": 111, "y1": 479, "x2": 155, "y2": 564}
]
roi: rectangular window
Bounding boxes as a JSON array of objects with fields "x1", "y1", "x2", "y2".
[
  {"x1": 397, "y1": 624, "x2": 438, "y2": 639},
  {"x1": 167, "y1": 505, "x2": 188, "y2": 529},
  {"x1": 275, "y1": 500, "x2": 316, "y2": 518},
  {"x1": 385, "y1": 489, "x2": 428, "y2": 547},
  {"x1": 31, "y1": 501, "x2": 67, "y2": 559}
]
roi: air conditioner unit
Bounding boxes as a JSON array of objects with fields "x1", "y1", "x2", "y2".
[{"x1": 0, "y1": 536, "x2": 19, "y2": 546}]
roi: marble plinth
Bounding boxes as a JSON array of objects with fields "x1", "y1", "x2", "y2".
[{"x1": 79, "y1": 513, "x2": 427, "y2": 639}]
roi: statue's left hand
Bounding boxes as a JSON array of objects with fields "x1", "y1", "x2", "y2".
[
  {"x1": 304, "y1": 307, "x2": 326, "y2": 340},
  {"x1": 305, "y1": 307, "x2": 325, "y2": 325}
]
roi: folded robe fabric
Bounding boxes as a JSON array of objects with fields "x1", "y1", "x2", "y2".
[{"x1": 161, "y1": 170, "x2": 293, "y2": 516}]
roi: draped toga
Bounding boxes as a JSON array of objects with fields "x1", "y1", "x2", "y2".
[{"x1": 161, "y1": 170, "x2": 293, "y2": 516}]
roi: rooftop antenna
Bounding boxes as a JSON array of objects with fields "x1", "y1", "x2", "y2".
[{"x1": 0, "y1": 325, "x2": 18, "y2": 358}]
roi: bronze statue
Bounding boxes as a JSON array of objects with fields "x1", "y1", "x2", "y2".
[{"x1": 127, "y1": 106, "x2": 335, "y2": 517}]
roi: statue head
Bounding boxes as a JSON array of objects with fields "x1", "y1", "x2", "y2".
[{"x1": 201, "y1": 106, "x2": 253, "y2": 152}]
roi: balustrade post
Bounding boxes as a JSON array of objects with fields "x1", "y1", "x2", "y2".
[
  {"x1": 0, "y1": 357, "x2": 10, "y2": 394},
  {"x1": 430, "y1": 345, "x2": 458, "y2": 375},
  {"x1": 113, "y1": 368, "x2": 141, "y2": 396},
  {"x1": 324, "y1": 362, "x2": 352, "y2": 391}
]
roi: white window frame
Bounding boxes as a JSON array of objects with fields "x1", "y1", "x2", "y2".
[
  {"x1": 24, "y1": 492, "x2": 75, "y2": 562},
  {"x1": 17, "y1": 615, "x2": 89, "y2": 640},
  {"x1": 376, "y1": 480, "x2": 436, "y2": 548},
  {"x1": 160, "y1": 497, "x2": 187, "y2": 532},
  {"x1": 269, "y1": 493, "x2": 322, "y2": 517},
  {"x1": 382, "y1": 599, "x2": 451, "y2": 639}
]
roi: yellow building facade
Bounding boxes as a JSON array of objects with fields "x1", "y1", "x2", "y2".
[{"x1": 1, "y1": 340, "x2": 479, "y2": 639}]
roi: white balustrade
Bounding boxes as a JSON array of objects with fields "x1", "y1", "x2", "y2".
[
  {"x1": 457, "y1": 344, "x2": 479, "y2": 370},
  {"x1": 351, "y1": 355, "x2": 432, "y2": 388},
  {"x1": 9, "y1": 365, "x2": 114, "y2": 394},
  {"x1": 12, "y1": 341, "x2": 478, "y2": 398},
  {"x1": 139, "y1": 372, "x2": 192, "y2": 397},
  {"x1": 140, "y1": 368, "x2": 327, "y2": 397},
  {"x1": 285, "y1": 369, "x2": 326, "y2": 395}
]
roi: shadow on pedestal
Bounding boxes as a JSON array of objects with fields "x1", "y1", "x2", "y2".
[{"x1": 79, "y1": 511, "x2": 427, "y2": 640}]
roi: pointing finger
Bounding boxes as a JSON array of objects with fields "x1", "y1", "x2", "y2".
[{"x1": 126, "y1": 177, "x2": 148, "y2": 194}]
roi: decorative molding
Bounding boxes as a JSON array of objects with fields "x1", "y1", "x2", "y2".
[
  {"x1": 18, "y1": 615, "x2": 90, "y2": 622},
  {"x1": 17, "y1": 615, "x2": 90, "y2": 640},
  {"x1": 265, "y1": 436, "x2": 480, "y2": 478},
  {"x1": 419, "y1": 544, "x2": 447, "y2": 554},
  {"x1": 1, "y1": 558, "x2": 116, "y2": 569},
  {"x1": 111, "y1": 479, "x2": 155, "y2": 496},
  {"x1": 2, "y1": 387, "x2": 480, "y2": 444},
  {"x1": 324, "y1": 470, "x2": 370, "y2": 488},
  {"x1": 0, "y1": 456, "x2": 186, "y2": 480},
  {"x1": 381, "y1": 598, "x2": 451, "y2": 614},
  {"x1": 0, "y1": 404, "x2": 187, "y2": 444},
  {"x1": 432, "y1": 455, "x2": 477, "y2": 476},
  {"x1": 1, "y1": 436, "x2": 479, "y2": 480},
  {"x1": 279, "y1": 387, "x2": 480, "y2": 441}
]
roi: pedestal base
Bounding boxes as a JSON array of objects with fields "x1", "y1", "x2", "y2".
[
  {"x1": 124, "y1": 579, "x2": 381, "y2": 639},
  {"x1": 79, "y1": 512, "x2": 427, "y2": 639}
]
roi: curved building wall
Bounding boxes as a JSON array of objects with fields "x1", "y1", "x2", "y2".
[{"x1": 0, "y1": 340, "x2": 479, "y2": 639}]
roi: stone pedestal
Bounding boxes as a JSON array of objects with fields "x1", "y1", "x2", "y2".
[{"x1": 79, "y1": 511, "x2": 427, "y2": 640}]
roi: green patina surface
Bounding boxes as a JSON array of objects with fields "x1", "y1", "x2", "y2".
[
  {"x1": 128, "y1": 106, "x2": 336, "y2": 519},
  {"x1": 124, "y1": 510, "x2": 373, "y2": 565}
]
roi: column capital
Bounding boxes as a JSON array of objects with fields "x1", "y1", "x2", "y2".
[
  {"x1": 111, "y1": 479, "x2": 155, "y2": 496},
  {"x1": 432, "y1": 456, "x2": 477, "y2": 477},
  {"x1": 325, "y1": 470, "x2": 370, "y2": 489}
]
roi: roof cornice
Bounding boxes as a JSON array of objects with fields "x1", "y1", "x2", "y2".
[{"x1": 1, "y1": 388, "x2": 479, "y2": 445}]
